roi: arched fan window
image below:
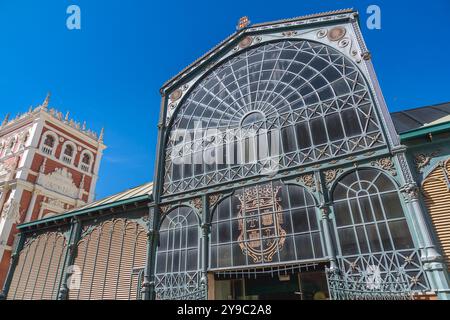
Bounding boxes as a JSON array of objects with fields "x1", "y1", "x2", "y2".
[
  {"x1": 164, "y1": 40, "x2": 383, "y2": 194},
  {"x1": 155, "y1": 206, "x2": 201, "y2": 300},
  {"x1": 332, "y1": 169, "x2": 414, "y2": 256}
]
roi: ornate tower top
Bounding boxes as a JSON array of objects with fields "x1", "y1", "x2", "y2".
[{"x1": 0, "y1": 93, "x2": 104, "y2": 143}]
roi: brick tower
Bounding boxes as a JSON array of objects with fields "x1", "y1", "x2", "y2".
[{"x1": 0, "y1": 93, "x2": 106, "y2": 287}]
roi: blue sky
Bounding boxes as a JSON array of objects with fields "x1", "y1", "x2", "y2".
[{"x1": 1, "y1": 0, "x2": 449, "y2": 199}]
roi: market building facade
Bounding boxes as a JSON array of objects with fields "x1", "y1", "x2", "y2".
[{"x1": 2, "y1": 9, "x2": 450, "y2": 300}]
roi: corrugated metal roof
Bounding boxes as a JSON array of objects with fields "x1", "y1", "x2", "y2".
[
  {"x1": 68, "y1": 182, "x2": 153, "y2": 213},
  {"x1": 391, "y1": 102, "x2": 450, "y2": 134}
]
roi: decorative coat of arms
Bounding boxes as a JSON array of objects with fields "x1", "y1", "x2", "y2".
[{"x1": 237, "y1": 184, "x2": 286, "y2": 263}]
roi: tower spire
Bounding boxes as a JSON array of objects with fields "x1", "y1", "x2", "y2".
[
  {"x1": 41, "y1": 92, "x2": 51, "y2": 110},
  {"x1": 1, "y1": 113, "x2": 10, "y2": 127},
  {"x1": 98, "y1": 127, "x2": 104, "y2": 143}
]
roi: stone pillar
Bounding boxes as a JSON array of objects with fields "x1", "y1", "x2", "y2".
[
  {"x1": 0, "y1": 232, "x2": 25, "y2": 300},
  {"x1": 141, "y1": 204, "x2": 158, "y2": 300},
  {"x1": 58, "y1": 218, "x2": 81, "y2": 300}
]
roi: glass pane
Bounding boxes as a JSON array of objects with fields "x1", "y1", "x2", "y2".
[
  {"x1": 187, "y1": 249, "x2": 198, "y2": 271},
  {"x1": 218, "y1": 244, "x2": 232, "y2": 268},
  {"x1": 349, "y1": 198, "x2": 362, "y2": 224},
  {"x1": 288, "y1": 185, "x2": 305, "y2": 208},
  {"x1": 232, "y1": 243, "x2": 246, "y2": 267},
  {"x1": 382, "y1": 192, "x2": 404, "y2": 219},
  {"x1": 370, "y1": 194, "x2": 385, "y2": 220},
  {"x1": 374, "y1": 174, "x2": 395, "y2": 192},
  {"x1": 187, "y1": 226, "x2": 198, "y2": 247},
  {"x1": 342, "y1": 109, "x2": 361, "y2": 136},
  {"x1": 310, "y1": 118, "x2": 327, "y2": 145},
  {"x1": 377, "y1": 222, "x2": 393, "y2": 251},
  {"x1": 388, "y1": 220, "x2": 414, "y2": 250},
  {"x1": 312, "y1": 233, "x2": 324, "y2": 258},
  {"x1": 210, "y1": 246, "x2": 217, "y2": 268},
  {"x1": 325, "y1": 113, "x2": 344, "y2": 141},
  {"x1": 291, "y1": 208, "x2": 309, "y2": 233},
  {"x1": 334, "y1": 201, "x2": 352, "y2": 226},
  {"x1": 338, "y1": 227, "x2": 358, "y2": 256},
  {"x1": 295, "y1": 122, "x2": 311, "y2": 149},
  {"x1": 295, "y1": 234, "x2": 313, "y2": 260},
  {"x1": 355, "y1": 226, "x2": 369, "y2": 254},
  {"x1": 358, "y1": 195, "x2": 374, "y2": 223},
  {"x1": 366, "y1": 224, "x2": 382, "y2": 253},
  {"x1": 281, "y1": 126, "x2": 296, "y2": 153},
  {"x1": 156, "y1": 253, "x2": 166, "y2": 273},
  {"x1": 218, "y1": 221, "x2": 231, "y2": 243},
  {"x1": 279, "y1": 235, "x2": 295, "y2": 262},
  {"x1": 159, "y1": 231, "x2": 168, "y2": 251},
  {"x1": 308, "y1": 208, "x2": 318, "y2": 230}
]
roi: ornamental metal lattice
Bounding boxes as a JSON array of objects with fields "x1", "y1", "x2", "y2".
[
  {"x1": 332, "y1": 169, "x2": 416, "y2": 257},
  {"x1": 155, "y1": 207, "x2": 204, "y2": 300},
  {"x1": 327, "y1": 169, "x2": 430, "y2": 299},
  {"x1": 327, "y1": 249, "x2": 429, "y2": 300},
  {"x1": 164, "y1": 40, "x2": 384, "y2": 194}
]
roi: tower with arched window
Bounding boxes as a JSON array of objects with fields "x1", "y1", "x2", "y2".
[{"x1": 0, "y1": 93, "x2": 106, "y2": 288}]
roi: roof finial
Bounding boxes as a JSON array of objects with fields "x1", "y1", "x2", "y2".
[
  {"x1": 236, "y1": 16, "x2": 250, "y2": 30},
  {"x1": 65, "y1": 111, "x2": 70, "y2": 121},
  {"x1": 99, "y1": 127, "x2": 104, "y2": 143},
  {"x1": 1, "y1": 113, "x2": 10, "y2": 127},
  {"x1": 42, "y1": 92, "x2": 51, "y2": 110}
]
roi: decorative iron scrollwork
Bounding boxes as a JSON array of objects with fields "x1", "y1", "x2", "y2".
[
  {"x1": 323, "y1": 168, "x2": 343, "y2": 186},
  {"x1": 296, "y1": 173, "x2": 316, "y2": 191},
  {"x1": 189, "y1": 197, "x2": 203, "y2": 212},
  {"x1": 371, "y1": 157, "x2": 397, "y2": 176},
  {"x1": 414, "y1": 150, "x2": 439, "y2": 173}
]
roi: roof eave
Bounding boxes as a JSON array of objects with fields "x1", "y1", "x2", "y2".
[
  {"x1": 18, "y1": 193, "x2": 153, "y2": 230},
  {"x1": 399, "y1": 121, "x2": 450, "y2": 142}
]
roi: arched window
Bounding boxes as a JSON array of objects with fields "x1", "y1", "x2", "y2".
[
  {"x1": 210, "y1": 181, "x2": 323, "y2": 269},
  {"x1": 332, "y1": 169, "x2": 414, "y2": 256},
  {"x1": 61, "y1": 142, "x2": 76, "y2": 165},
  {"x1": 41, "y1": 132, "x2": 58, "y2": 155},
  {"x1": 44, "y1": 135, "x2": 55, "y2": 147},
  {"x1": 164, "y1": 40, "x2": 383, "y2": 194},
  {"x1": 79, "y1": 151, "x2": 93, "y2": 173},
  {"x1": 155, "y1": 206, "x2": 201, "y2": 300}
]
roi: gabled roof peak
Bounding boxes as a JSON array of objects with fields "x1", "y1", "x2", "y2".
[{"x1": 160, "y1": 8, "x2": 356, "y2": 94}]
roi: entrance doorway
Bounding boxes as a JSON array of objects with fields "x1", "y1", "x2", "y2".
[{"x1": 212, "y1": 266, "x2": 329, "y2": 300}]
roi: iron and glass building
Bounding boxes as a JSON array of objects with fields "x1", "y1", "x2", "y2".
[{"x1": 2, "y1": 9, "x2": 450, "y2": 300}]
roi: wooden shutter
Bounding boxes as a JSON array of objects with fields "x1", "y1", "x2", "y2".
[
  {"x1": 7, "y1": 232, "x2": 66, "y2": 300},
  {"x1": 422, "y1": 161, "x2": 450, "y2": 270},
  {"x1": 68, "y1": 218, "x2": 147, "y2": 300}
]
